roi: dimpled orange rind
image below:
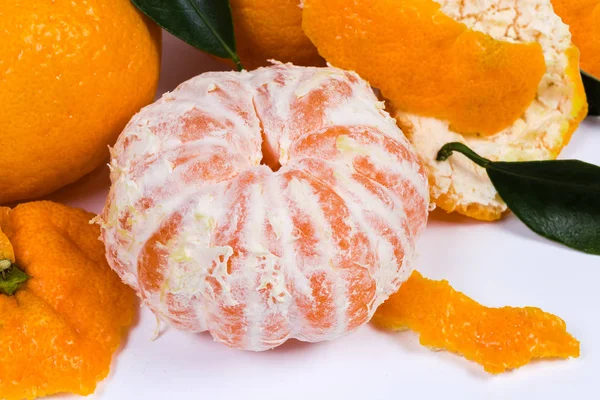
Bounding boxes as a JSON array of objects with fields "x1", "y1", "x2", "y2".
[
  {"x1": 302, "y1": 0, "x2": 546, "y2": 136},
  {"x1": 372, "y1": 271, "x2": 580, "y2": 373},
  {"x1": 0, "y1": 202, "x2": 136, "y2": 400}
]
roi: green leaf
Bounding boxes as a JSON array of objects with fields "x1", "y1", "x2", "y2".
[
  {"x1": 0, "y1": 263, "x2": 30, "y2": 296},
  {"x1": 437, "y1": 142, "x2": 600, "y2": 255},
  {"x1": 131, "y1": 0, "x2": 243, "y2": 71},
  {"x1": 582, "y1": 71, "x2": 599, "y2": 117}
]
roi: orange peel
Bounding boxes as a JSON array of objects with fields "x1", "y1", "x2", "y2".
[
  {"x1": 553, "y1": 0, "x2": 600, "y2": 78},
  {"x1": 305, "y1": 0, "x2": 587, "y2": 221},
  {"x1": 302, "y1": 0, "x2": 547, "y2": 136},
  {"x1": 372, "y1": 271, "x2": 580, "y2": 374},
  {"x1": 0, "y1": 202, "x2": 136, "y2": 400}
]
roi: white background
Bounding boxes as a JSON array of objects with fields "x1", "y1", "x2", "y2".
[{"x1": 49, "y1": 32, "x2": 600, "y2": 399}]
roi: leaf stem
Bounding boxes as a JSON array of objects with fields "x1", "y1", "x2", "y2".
[
  {"x1": 186, "y1": 0, "x2": 244, "y2": 71},
  {"x1": 0, "y1": 263, "x2": 29, "y2": 296},
  {"x1": 436, "y1": 142, "x2": 492, "y2": 169}
]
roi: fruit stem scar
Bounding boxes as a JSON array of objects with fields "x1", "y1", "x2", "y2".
[
  {"x1": 436, "y1": 142, "x2": 492, "y2": 169},
  {"x1": 0, "y1": 262, "x2": 30, "y2": 296},
  {"x1": 0, "y1": 259, "x2": 11, "y2": 272}
]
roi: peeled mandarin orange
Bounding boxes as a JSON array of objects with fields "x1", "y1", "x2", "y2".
[
  {"x1": 316, "y1": 0, "x2": 586, "y2": 221},
  {"x1": 99, "y1": 64, "x2": 429, "y2": 351},
  {"x1": 302, "y1": 0, "x2": 547, "y2": 136},
  {"x1": 228, "y1": 0, "x2": 324, "y2": 70},
  {"x1": 553, "y1": 0, "x2": 600, "y2": 78},
  {"x1": 373, "y1": 271, "x2": 580, "y2": 374},
  {"x1": 0, "y1": 0, "x2": 161, "y2": 204}
]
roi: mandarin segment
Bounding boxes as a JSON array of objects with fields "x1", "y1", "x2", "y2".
[
  {"x1": 372, "y1": 271, "x2": 580, "y2": 373},
  {"x1": 302, "y1": 0, "x2": 546, "y2": 136},
  {"x1": 0, "y1": 202, "x2": 136, "y2": 399},
  {"x1": 553, "y1": 0, "x2": 600, "y2": 78}
]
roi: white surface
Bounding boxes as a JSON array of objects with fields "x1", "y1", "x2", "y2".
[{"x1": 47, "y1": 33, "x2": 600, "y2": 399}]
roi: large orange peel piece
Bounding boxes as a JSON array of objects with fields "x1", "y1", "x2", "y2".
[
  {"x1": 553, "y1": 0, "x2": 600, "y2": 78},
  {"x1": 372, "y1": 271, "x2": 580, "y2": 374},
  {"x1": 0, "y1": 202, "x2": 136, "y2": 400},
  {"x1": 302, "y1": 0, "x2": 546, "y2": 136}
]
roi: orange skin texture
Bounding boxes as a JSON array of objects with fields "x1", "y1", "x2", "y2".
[
  {"x1": 553, "y1": 0, "x2": 600, "y2": 78},
  {"x1": 372, "y1": 271, "x2": 580, "y2": 374},
  {"x1": 0, "y1": 210, "x2": 13, "y2": 262},
  {"x1": 302, "y1": 0, "x2": 547, "y2": 136},
  {"x1": 0, "y1": 0, "x2": 161, "y2": 204},
  {"x1": 0, "y1": 202, "x2": 136, "y2": 400},
  {"x1": 228, "y1": 0, "x2": 324, "y2": 70},
  {"x1": 390, "y1": 47, "x2": 588, "y2": 223}
]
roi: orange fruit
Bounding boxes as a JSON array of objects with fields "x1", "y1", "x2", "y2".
[
  {"x1": 303, "y1": 0, "x2": 587, "y2": 221},
  {"x1": 0, "y1": 202, "x2": 136, "y2": 399},
  {"x1": 552, "y1": 0, "x2": 600, "y2": 78},
  {"x1": 99, "y1": 64, "x2": 429, "y2": 350},
  {"x1": 229, "y1": 0, "x2": 324, "y2": 70},
  {"x1": 0, "y1": 0, "x2": 161, "y2": 204},
  {"x1": 373, "y1": 271, "x2": 580, "y2": 374}
]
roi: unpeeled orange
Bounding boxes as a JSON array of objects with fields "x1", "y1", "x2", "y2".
[
  {"x1": 228, "y1": 0, "x2": 324, "y2": 70},
  {"x1": 553, "y1": 0, "x2": 600, "y2": 79},
  {"x1": 0, "y1": 0, "x2": 161, "y2": 204},
  {"x1": 0, "y1": 202, "x2": 136, "y2": 399}
]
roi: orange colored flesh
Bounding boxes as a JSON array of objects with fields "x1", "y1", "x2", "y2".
[
  {"x1": 372, "y1": 271, "x2": 580, "y2": 373},
  {"x1": 553, "y1": 0, "x2": 600, "y2": 78},
  {"x1": 0, "y1": 202, "x2": 136, "y2": 400},
  {"x1": 302, "y1": 0, "x2": 546, "y2": 136}
]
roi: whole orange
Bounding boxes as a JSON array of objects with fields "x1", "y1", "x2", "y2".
[
  {"x1": 0, "y1": 0, "x2": 161, "y2": 204},
  {"x1": 229, "y1": 0, "x2": 324, "y2": 70}
]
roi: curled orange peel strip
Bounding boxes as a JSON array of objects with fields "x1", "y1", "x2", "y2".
[{"x1": 372, "y1": 271, "x2": 580, "y2": 373}]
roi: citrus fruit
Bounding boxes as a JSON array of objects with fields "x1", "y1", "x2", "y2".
[
  {"x1": 0, "y1": 202, "x2": 136, "y2": 399},
  {"x1": 229, "y1": 0, "x2": 324, "y2": 70},
  {"x1": 0, "y1": 0, "x2": 161, "y2": 204},
  {"x1": 303, "y1": 0, "x2": 587, "y2": 220},
  {"x1": 553, "y1": 0, "x2": 600, "y2": 79},
  {"x1": 98, "y1": 64, "x2": 429, "y2": 350}
]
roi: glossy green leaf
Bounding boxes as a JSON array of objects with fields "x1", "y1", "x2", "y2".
[
  {"x1": 437, "y1": 142, "x2": 600, "y2": 255},
  {"x1": 132, "y1": 0, "x2": 243, "y2": 70},
  {"x1": 582, "y1": 71, "x2": 599, "y2": 117}
]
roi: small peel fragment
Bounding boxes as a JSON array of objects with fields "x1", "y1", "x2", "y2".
[{"x1": 372, "y1": 271, "x2": 580, "y2": 373}]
